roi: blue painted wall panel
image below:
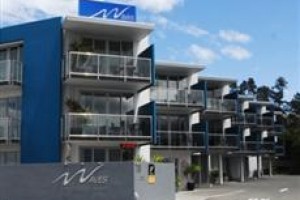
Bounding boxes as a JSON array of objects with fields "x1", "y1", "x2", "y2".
[{"x1": 0, "y1": 18, "x2": 62, "y2": 163}]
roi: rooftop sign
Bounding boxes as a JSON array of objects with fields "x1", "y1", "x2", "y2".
[{"x1": 79, "y1": 0, "x2": 136, "y2": 22}]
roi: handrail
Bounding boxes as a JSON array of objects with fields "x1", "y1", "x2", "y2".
[
  {"x1": 64, "y1": 113, "x2": 152, "y2": 139},
  {"x1": 152, "y1": 87, "x2": 205, "y2": 106},
  {"x1": 66, "y1": 51, "x2": 151, "y2": 80}
]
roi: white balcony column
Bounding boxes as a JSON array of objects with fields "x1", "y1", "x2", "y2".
[
  {"x1": 269, "y1": 156, "x2": 273, "y2": 177},
  {"x1": 218, "y1": 154, "x2": 224, "y2": 185},
  {"x1": 257, "y1": 155, "x2": 262, "y2": 178},
  {"x1": 206, "y1": 154, "x2": 211, "y2": 185},
  {"x1": 240, "y1": 156, "x2": 245, "y2": 182}
]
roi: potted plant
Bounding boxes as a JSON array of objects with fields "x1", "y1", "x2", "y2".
[
  {"x1": 184, "y1": 164, "x2": 201, "y2": 191},
  {"x1": 175, "y1": 176, "x2": 182, "y2": 192},
  {"x1": 210, "y1": 170, "x2": 219, "y2": 184}
]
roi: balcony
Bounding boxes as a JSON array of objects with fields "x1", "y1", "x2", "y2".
[
  {"x1": 206, "y1": 98, "x2": 236, "y2": 113},
  {"x1": 0, "y1": 117, "x2": 21, "y2": 144},
  {"x1": 64, "y1": 113, "x2": 152, "y2": 142},
  {"x1": 64, "y1": 51, "x2": 152, "y2": 91},
  {"x1": 270, "y1": 125, "x2": 284, "y2": 135},
  {"x1": 152, "y1": 88, "x2": 204, "y2": 113},
  {"x1": 208, "y1": 134, "x2": 239, "y2": 148},
  {"x1": 232, "y1": 114, "x2": 257, "y2": 126},
  {"x1": 241, "y1": 141, "x2": 275, "y2": 153},
  {"x1": 257, "y1": 117, "x2": 274, "y2": 129},
  {"x1": 0, "y1": 60, "x2": 22, "y2": 91},
  {"x1": 275, "y1": 145, "x2": 285, "y2": 156},
  {"x1": 156, "y1": 130, "x2": 205, "y2": 148}
]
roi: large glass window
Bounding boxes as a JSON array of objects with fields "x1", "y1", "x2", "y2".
[
  {"x1": 121, "y1": 42, "x2": 133, "y2": 56},
  {"x1": 0, "y1": 151, "x2": 19, "y2": 165},
  {"x1": 109, "y1": 41, "x2": 121, "y2": 55},
  {"x1": 109, "y1": 149, "x2": 121, "y2": 162},
  {"x1": 79, "y1": 148, "x2": 133, "y2": 162},
  {"x1": 79, "y1": 93, "x2": 133, "y2": 114}
]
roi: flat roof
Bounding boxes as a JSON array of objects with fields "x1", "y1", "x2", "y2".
[
  {"x1": 198, "y1": 76, "x2": 237, "y2": 83},
  {"x1": 156, "y1": 61, "x2": 205, "y2": 76},
  {"x1": 248, "y1": 101, "x2": 275, "y2": 106},
  {"x1": 63, "y1": 16, "x2": 154, "y2": 41}
]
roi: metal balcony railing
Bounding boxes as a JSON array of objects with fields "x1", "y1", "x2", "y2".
[
  {"x1": 65, "y1": 51, "x2": 151, "y2": 81},
  {"x1": 232, "y1": 114, "x2": 257, "y2": 125},
  {"x1": 257, "y1": 117, "x2": 274, "y2": 127},
  {"x1": 275, "y1": 145, "x2": 285, "y2": 155},
  {"x1": 0, "y1": 117, "x2": 21, "y2": 143},
  {"x1": 273, "y1": 125, "x2": 284, "y2": 133},
  {"x1": 0, "y1": 60, "x2": 22, "y2": 84},
  {"x1": 152, "y1": 88, "x2": 205, "y2": 106},
  {"x1": 206, "y1": 98, "x2": 236, "y2": 112},
  {"x1": 64, "y1": 113, "x2": 152, "y2": 139},
  {"x1": 208, "y1": 134, "x2": 239, "y2": 147},
  {"x1": 241, "y1": 141, "x2": 275, "y2": 152},
  {"x1": 157, "y1": 130, "x2": 205, "y2": 147}
]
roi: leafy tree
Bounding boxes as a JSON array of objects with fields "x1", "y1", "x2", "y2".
[
  {"x1": 239, "y1": 80, "x2": 248, "y2": 95},
  {"x1": 247, "y1": 77, "x2": 257, "y2": 95},
  {"x1": 257, "y1": 86, "x2": 270, "y2": 101},
  {"x1": 290, "y1": 93, "x2": 300, "y2": 114},
  {"x1": 281, "y1": 92, "x2": 300, "y2": 174},
  {"x1": 271, "y1": 77, "x2": 288, "y2": 106}
]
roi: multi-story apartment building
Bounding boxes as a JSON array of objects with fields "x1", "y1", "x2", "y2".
[{"x1": 0, "y1": 1, "x2": 284, "y2": 188}]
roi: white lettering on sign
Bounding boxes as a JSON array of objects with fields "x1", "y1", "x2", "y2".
[
  {"x1": 90, "y1": 6, "x2": 131, "y2": 19},
  {"x1": 52, "y1": 164, "x2": 108, "y2": 186}
]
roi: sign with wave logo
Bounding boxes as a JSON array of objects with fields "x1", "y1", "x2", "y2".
[
  {"x1": 52, "y1": 164, "x2": 109, "y2": 186},
  {"x1": 79, "y1": 0, "x2": 136, "y2": 22}
]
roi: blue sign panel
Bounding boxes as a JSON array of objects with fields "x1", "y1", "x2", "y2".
[{"x1": 79, "y1": 0, "x2": 136, "y2": 22}]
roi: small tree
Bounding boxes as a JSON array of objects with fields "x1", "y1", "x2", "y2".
[
  {"x1": 257, "y1": 86, "x2": 270, "y2": 101},
  {"x1": 247, "y1": 77, "x2": 257, "y2": 95}
]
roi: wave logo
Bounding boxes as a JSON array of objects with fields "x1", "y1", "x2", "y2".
[
  {"x1": 79, "y1": 0, "x2": 136, "y2": 22},
  {"x1": 52, "y1": 164, "x2": 108, "y2": 186},
  {"x1": 91, "y1": 6, "x2": 131, "y2": 19}
]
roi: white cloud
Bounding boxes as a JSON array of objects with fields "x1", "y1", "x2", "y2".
[
  {"x1": 127, "y1": 0, "x2": 184, "y2": 13},
  {"x1": 219, "y1": 30, "x2": 251, "y2": 43},
  {"x1": 0, "y1": 0, "x2": 183, "y2": 26},
  {"x1": 183, "y1": 25, "x2": 209, "y2": 37},
  {"x1": 0, "y1": 0, "x2": 77, "y2": 25},
  {"x1": 188, "y1": 44, "x2": 218, "y2": 64},
  {"x1": 221, "y1": 45, "x2": 252, "y2": 60},
  {"x1": 152, "y1": 15, "x2": 209, "y2": 38}
]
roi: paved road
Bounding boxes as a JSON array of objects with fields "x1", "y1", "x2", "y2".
[{"x1": 176, "y1": 175, "x2": 300, "y2": 200}]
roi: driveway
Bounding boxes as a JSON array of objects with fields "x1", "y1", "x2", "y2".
[{"x1": 176, "y1": 175, "x2": 300, "y2": 200}]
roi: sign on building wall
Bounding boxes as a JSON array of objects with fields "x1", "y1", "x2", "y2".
[
  {"x1": 0, "y1": 163, "x2": 134, "y2": 200},
  {"x1": 79, "y1": 0, "x2": 136, "y2": 22}
]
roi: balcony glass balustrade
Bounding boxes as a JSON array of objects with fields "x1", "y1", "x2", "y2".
[
  {"x1": 0, "y1": 117, "x2": 21, "y2": 143},
  {"x1": 157, "y1": 131, "x2": 205, "y2": 147},
  {"x1": 257, "y1": 117, "x2": 274, "y2": 127},
  {"x1": 232, "y1": 114, "x2": 257, "y2": 125},
  {"x1": 66, "y1": 51, "x2": 151, "y2": 81},
  {"x1": 64, "y1": 113, "x2": 151, "y2": 139},
  {"x1": 206, "y1": 98, "x2": 236, "y2": 112},
  {"x1": 241, "y1": 141, "x2": 275, "y2": 152},
  {"x1": 152, "y1": 88, "x2": 204, "y2": 106},
  {"x1": 0, "y1": 60, "x2": 22, "y2": 84},
  {"x1": 208, "y1": 134, "x2": 239, "y2": 147}
]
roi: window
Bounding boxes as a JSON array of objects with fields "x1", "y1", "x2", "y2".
[
  {"x1": 109, "y1": 41, "x2": 121, "y2": 55},
  {"x1": 93, "y1": 149, "x2": 106, "y2": 162},
  {"x1": 109, "y1": 149, "x2": 121, "y2": 162},
  {"x1": 81, "y1": 148, "x2": 92, "y2": 162},
  {"x1": 0, "y1": 151, "x2": 19, "y2": 165},
  {"x1": 121, "y1": 42, "x2": 133, "y2": 56}
]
